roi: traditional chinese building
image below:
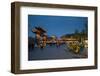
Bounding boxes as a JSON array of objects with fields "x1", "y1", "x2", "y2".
[{"x1": 32, "y1": 26, "x2": 47, "y2": 48}]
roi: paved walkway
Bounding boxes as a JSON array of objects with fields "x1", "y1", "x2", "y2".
[{"x1": 28, "y1": 44, "x2": 87, "y2": 60}]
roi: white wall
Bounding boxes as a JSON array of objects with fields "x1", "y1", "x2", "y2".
[{"x1": 0, "y1": 0, "x2": 100, "y2": 76}]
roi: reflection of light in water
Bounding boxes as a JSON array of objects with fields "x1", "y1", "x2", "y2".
[{"x1": 29, "y1": 43, "x2": 88, "y2": 60}]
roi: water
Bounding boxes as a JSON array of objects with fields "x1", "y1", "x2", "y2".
[{"x1": 28, "y1": 44, "x2": 88, "y2": 61}]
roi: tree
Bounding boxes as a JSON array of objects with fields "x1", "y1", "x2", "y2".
[
  {"x1": 85, "y1": 23, "x2": 88, "y2": 39},
  {"x1": 74, "y1": 29, "x2": 79, "y2": 40}
]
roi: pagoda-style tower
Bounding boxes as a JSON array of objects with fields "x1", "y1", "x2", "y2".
[{"x1": 32, "y1": 26, "x2": 47, "y2": 48}]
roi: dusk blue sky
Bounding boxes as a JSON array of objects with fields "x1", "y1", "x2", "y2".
[{"x1": 28, "y1": 15, "x2": 88, "y2": 38}]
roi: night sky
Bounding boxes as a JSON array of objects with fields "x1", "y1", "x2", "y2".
[{"x1": 28, "y1": 15, "x2": 88, "y2": 38}]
